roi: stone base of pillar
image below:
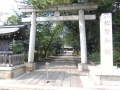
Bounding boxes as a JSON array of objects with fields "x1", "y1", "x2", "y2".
[
  {"x1": 0, "y1": 64, "x2": 26, "y2": 79},
  {"x1": 88, "y1": 66, "x2": 120, "y2": 86},
  {"x1": 78, "y1": 63, "x2": 89, "y2": 71},
  {"x1": 26, "y1": 62, "x2": 37, "y2": 72}
]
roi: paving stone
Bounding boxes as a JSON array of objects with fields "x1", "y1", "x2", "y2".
[
  {"x1": 62, "y1": 82, "x2": 71, "y2": 87},
  {"x1": 53, "y1": 81, "x2": 62, "y2": 87},
  {"x1": 37, "y1": 80, "x2": 46, "y2": 86},
  {"x1": 57, "y1": 75, "x2": 64, "y2": 80},
  {"x1": 44, "y1": 80, "x2": 55, "y2": 86}
]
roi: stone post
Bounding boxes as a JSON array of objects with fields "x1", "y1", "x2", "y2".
[
  {"x1": 100, "y1": 13, "x2": 113, "y2": 68},
  {"x1": 28, "y1": 11, "x2": 36, "y2": 63}
]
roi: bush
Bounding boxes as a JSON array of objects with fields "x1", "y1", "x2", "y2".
[
  {"x1": 88, "y1": 52, "x2": 100, "y2": 62},
  {"x1": 78, "y1": 52, "x2": 81, "y2": 56},
  {"x1": 46, "y1": 51, "x2": 50, "y2": 56},
  {"x1": 113, "y1": 50, "x2": 120, "y2": 67},
  {"x1": 114, "y1": 50, "x2": 120, "y2": 63},
  {"x1": 72, "y1": 51, "x2": 80, "y2": 56},
  {"x1": 34, "y1": 53, "x2": 40, "y2": 61},
  {"x1": 24, "y1": 53, "x2": 28, "y2": 62},
  {"x1": 51, "y1": 50, "x2": 57, "y2": 55}
]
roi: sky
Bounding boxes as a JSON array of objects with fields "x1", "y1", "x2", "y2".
[{"x1": 0, "y1": 0, "x2": 19, "y2": 25}]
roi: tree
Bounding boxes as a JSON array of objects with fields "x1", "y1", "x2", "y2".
[
  {"x1": 86, "y1": 0, "x2": 120, "y2": 63},
  {"x1": 6, "y1": 14, "x2": 29, "y2": 54},
  {"x1": 35, "y1": 21, "x2": 64, "y2": 60},
  {"x1": 7, "y1": 15, "x2": 21, "y2": 25},
  {"x1": 112, "y1": 1, "x2": 120, "y2": 63},
  {"x1": 63, "y1": 21, "x2": 80, "y2": 53},
  {"x1": 28, "y1": 0, "x2": 74, "y2": 8},
  {"x1": 27, "y1": 0, "x2": 115, "y2": 9}
]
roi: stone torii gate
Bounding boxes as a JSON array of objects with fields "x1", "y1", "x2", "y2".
[{"x1": 18, "y1": 3, "x2": 98, "y2": 71}]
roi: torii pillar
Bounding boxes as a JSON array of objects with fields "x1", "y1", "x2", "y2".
[
  {"x1": 78, "y1": 10, "x2": 88, "y2": 71},
  {"x1": 25, "y1": 11, "x2": 37, "y2": 72},
  {"x1": 28, "y1": 12, "x2": 36, "y2": 63},
  {"x1": 79, "y1": 10, "x2": 87, "y2": 64}
]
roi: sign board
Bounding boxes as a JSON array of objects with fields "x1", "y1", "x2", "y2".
[
  {"x1": 0, "y1": 40, "x2": 13, "y2": 54},
  {"x1": 100, "y1": 13, "x2": 113, "y2": 66}
]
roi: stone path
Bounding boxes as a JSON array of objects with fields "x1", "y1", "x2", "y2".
[{"x1": 0, "y1": 52, "x2": 119, "y2": 90}]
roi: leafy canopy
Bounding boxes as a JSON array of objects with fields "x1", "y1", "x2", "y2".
[{"x1": 28, "y1": 0, "x2": 115, "y2": 9}]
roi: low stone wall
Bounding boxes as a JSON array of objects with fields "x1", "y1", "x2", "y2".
[
  {"x1": 0, "y1": 64, "x2": 26, "y2": 79},
  {"x1": 88, "y1": 66, "x2": 120, "y2": 86}
]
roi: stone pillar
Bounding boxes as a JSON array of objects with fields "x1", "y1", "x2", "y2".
[
  {"x1": 28, "y1": 12, "x2": 36, "y2": 63},
  {"x1": 100, "y1": 13, "x2": 113, "y2": 67},
  {"x1": 79, "y1": 10, "x2": 87, "y2": 64}
]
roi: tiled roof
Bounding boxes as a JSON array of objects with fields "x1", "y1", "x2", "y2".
[{"x1": 0, "y1": 25, "x2": 28, "y2": 40}]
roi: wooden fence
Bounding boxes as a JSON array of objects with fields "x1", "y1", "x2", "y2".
[{"x1": 0, "y1": 54, "x2": 24, "y2": 67}]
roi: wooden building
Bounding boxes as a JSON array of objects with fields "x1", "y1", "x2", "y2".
[{"x1": 0, "y1": 25, "x2": 28, "y2": 79}]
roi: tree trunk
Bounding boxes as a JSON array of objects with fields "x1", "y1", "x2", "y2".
[{"x1": 44, "y1": 37, "x2": 53, "y2": 58}]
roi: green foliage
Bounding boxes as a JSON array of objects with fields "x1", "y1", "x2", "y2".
[
  {"x1": 7, "y1": 15, "x2": 21, "y2": 25},
  {"x1": 34, "y1": 21, "x2": 64, "y2": 60},
  {"x1": 27, "y1": 0, "x2": 115, "y2": 9},
  {"x1": 113, "y1": 10, "x2": 120, "y2": 54},
  {"x1": 13, "y1": 41, "x2": 24, "y2": 54},
  {"x1": 113, "y1": 50, "x2": 120, "y2": 67},
  {"x1": 88, "y1": 52, "x2": 100, "y2": 62},
  {"x1": 78, "y1": 52, "x2": 81, "y2": 56},
  {"x1": 86, "y1": 21, "x2": 100, "y2": 52},
  {"x1": 112, "y1": 4, "x2": 120, "y2": 64},
  {"x1": 113, "y1": 50, "x2": 120, "y2": 63},
  {"x1": 6, "y1": 12, "x2": 29, "y2": 62},
  {"x1": 88, "y1": 0, "x2": 115, "y2": 6},
  {"x1": 24, "y1": 53, "x2": 28, "y2": 62},
  {"x1": 28, "y1": 0, "x2": 74, "y2": 8},
  {"x1": 63, "y1": 20, "x2": 80, "y2": 54},
  {"x1": 34, "y1": 52, "x2": 40, "y2": 61},
  {"x1": 86, "y1": 1, "x2": 118, "y2": 63}
]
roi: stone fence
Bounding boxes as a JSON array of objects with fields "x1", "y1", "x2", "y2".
[{"x1": 0, "y1": 54, "x2": 24, "y2": 67}]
